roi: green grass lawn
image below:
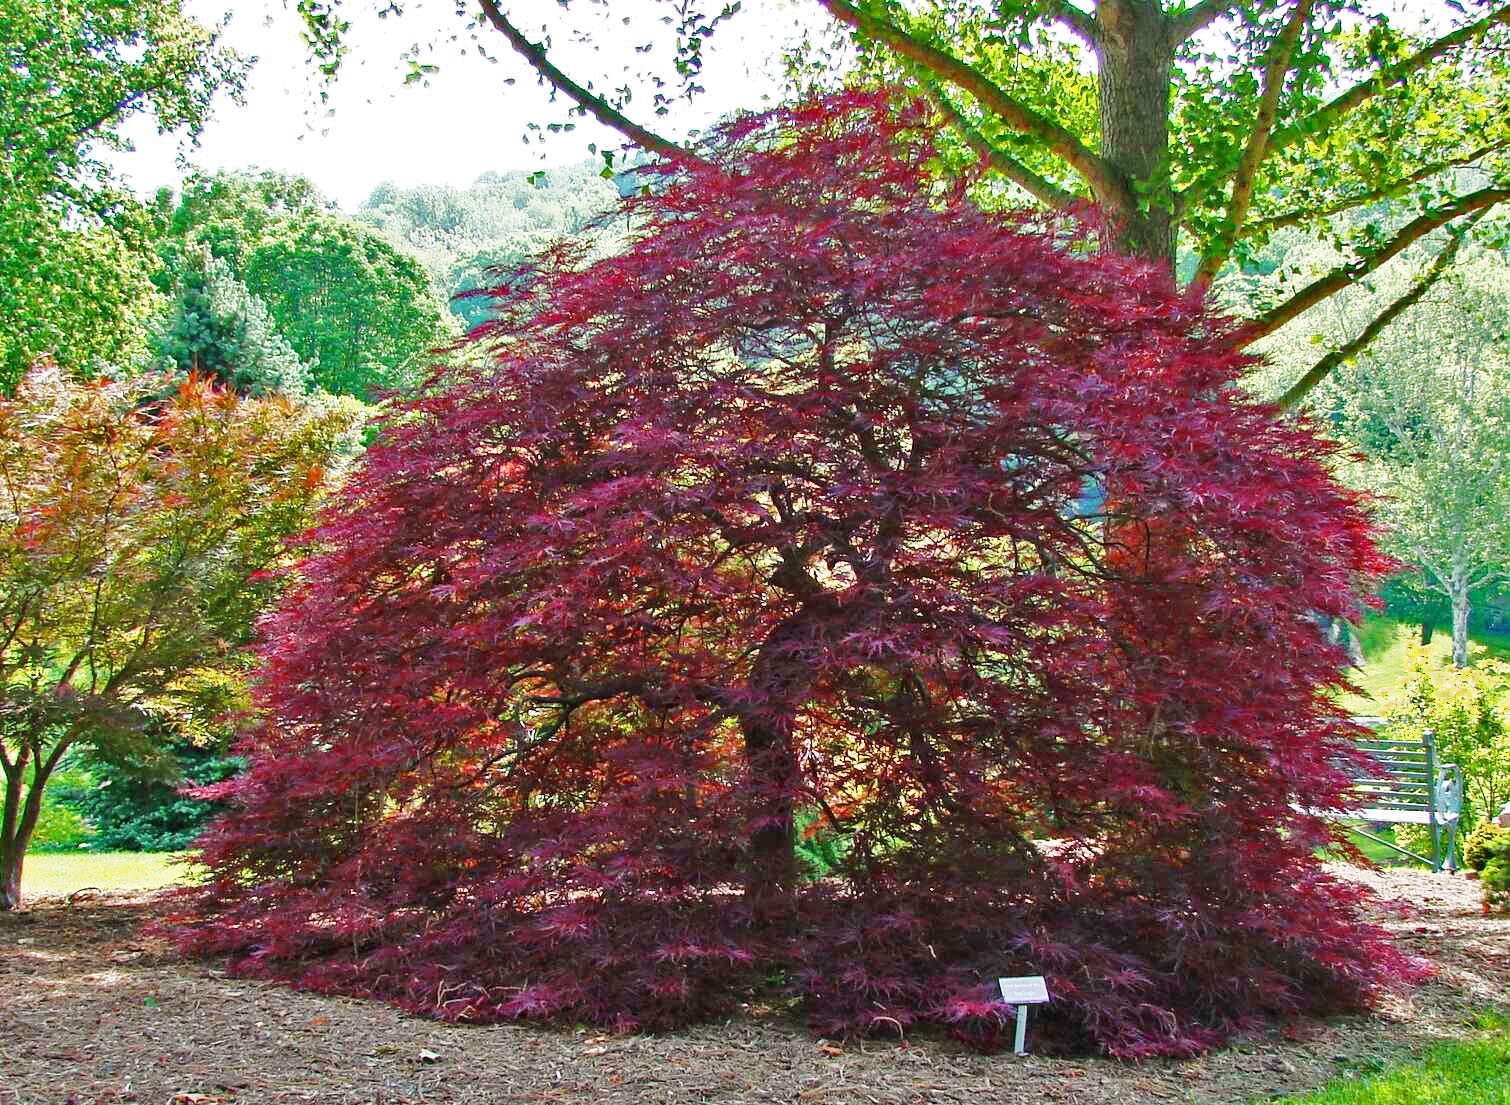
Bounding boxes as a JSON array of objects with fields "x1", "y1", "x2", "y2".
[
  {"x1": 21, "y1": 851, "x2": 189, "y2": 896},
  {"x1": 1343, "y1": 615, "x2": 1510, "y2": 708},
  {"x1": 1267, "y1": 1013, "x2": 1510, "y2": 1104}
]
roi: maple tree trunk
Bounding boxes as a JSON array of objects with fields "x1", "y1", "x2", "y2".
[
  {"x1": 737, "y1": 614, "x2": 812, "y2": 918},
  {"x1": 740, "y1": 715, "x2": 800, "y2": 912},
  {"x1": 1095, "y1": 0, "x2": 1176, "y2": 270},
  {"x1": 1, "y1": 753, "x2": 47, "y2": 912}
]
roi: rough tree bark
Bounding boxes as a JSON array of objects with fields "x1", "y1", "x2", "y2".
[
  {"x1": 1095, "y1": 0, "x2": 1176, "y2": 267},
  {"x1": 1450, "y1": 568, "x2": 1472, "y2": 669}
]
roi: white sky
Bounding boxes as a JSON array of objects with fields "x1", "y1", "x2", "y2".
[
  {"x1": 109, "y1": 0, "x2": 1445, "y2": 213},
  {"x1": 110, "y1": 0, "x2": 820, "y2": 211}
]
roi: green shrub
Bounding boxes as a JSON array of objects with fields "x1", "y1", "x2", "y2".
[
  {"x1": 1483, "y1": 833, "x2": 1510, "y2": 914},
  {"x1": 61, "y1": 741, "x2": 242, "y2": 852},
  {"x1": 1463, "y1": 821, "x2": 1510, "y2": 872},
  {"x1": 793, "y1": 809, "x2": 852, "y2": 879},
  {"x1": 1382, "y1": 649, "x2": 1510, "y2": 864}
]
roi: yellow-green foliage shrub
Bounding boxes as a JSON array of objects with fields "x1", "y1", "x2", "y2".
[
  {"x1": 1383, "y1": 648, "x2": 1510, "y2": 862},
  {"x1": 1463, "y1": 821, "x2": 1510, "y2": 872}
]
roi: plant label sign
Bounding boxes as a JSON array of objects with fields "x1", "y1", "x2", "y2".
[
  {"x1": 998, "y1": 976, "x2": 1050, "y2": 1005},
  {"x1": 998, "y1": 975, "x2": 1050, "y2": 1055}
]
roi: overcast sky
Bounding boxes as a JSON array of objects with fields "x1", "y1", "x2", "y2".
[{"x1": 110, "y1": 0, "x2": 819, "y2": 211}]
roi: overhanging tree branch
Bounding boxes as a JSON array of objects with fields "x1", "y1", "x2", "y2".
[
  {"x1": 1171, "y1": 0, "x2": 1256, "y2": 43},
  {"x1": 1247, "y1": 143, "x2": 1507, "y2": 236},
  {"x1": 1276, "y1": 213, "x2": 1478, "y2": 410},
  {"x1": 1042, "y1": 0, "x2": 1099, "y2": 47},
  {"x1": 475, "y1": 0, "x2": 699, "y2": 162},
  {"x1": 1267, "y1": 4, "x2": 1510, "y2": 154},
  {"x1": 1192, "y1": 0, "x2": 1317, "y2": 290},
  {"x1": 927, "y1": 87, "x2": 1078, "y2": 208},
  {"x1": 1241, "y1": 185, "x2": 1510, "y2": 344},
  {"x1": 815, "y1": 0, "x2": 1128, "y2": 206}
]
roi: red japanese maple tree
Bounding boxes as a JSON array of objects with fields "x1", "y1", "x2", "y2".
[{"x1": 177, "y1": 94, "x2": 1415, "y2": 1057}]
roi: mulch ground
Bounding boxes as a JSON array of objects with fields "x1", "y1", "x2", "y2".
[{"x1": 2, "y1": 866, "x2": 1507, "y2": 1105}]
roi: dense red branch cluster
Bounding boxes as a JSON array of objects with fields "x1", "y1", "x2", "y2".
[{"x1": 175, "y1": 94, "x2": 1416, "y2": 1058}]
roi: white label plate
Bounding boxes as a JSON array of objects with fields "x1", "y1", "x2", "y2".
[{"x1": 998, "y1": 976, "x2": 1050, "y2": 1004}]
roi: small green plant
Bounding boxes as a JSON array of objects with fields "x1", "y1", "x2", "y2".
[
  {"x1": 793, "y1": 809, "x2": 851, "y2": 880},
  {"x1": 1482, "y1": 833, "x2": 1510, "y2": 914},
  {"x1": 1462, "y1": 821, "x2": 1510, "y2": 872}
]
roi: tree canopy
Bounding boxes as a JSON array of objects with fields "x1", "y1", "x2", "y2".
[
  {"x1": 0, "y1": 0, "x2": 243, "y2": 389},
  {"x1": 155, "y1": 173, "x2": 455, "y2": 399},
  {"x1": 293, "y1": 0, "x2": 1509, "y2": 405},
  {"x1": 0, "y1": 367, "x2": 362, "y2": 909},
  {"x1": 179, "y1": 97, "x2": 1410, "y2": 1059}
]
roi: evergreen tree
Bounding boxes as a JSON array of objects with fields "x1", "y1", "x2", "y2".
[{"x1": 155, "y1": 250, "x2": 309, "y2": 397}]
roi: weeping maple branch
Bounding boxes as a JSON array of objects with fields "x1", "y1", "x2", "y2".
[
  {"x1": 1267, "y1": 4, "x2": 1510, "y2": 155},
  {"x1": 1191, "y1": 0, "x2": 1316, "y2": 290},
  {"x1": 1276, "y1": 213, "x2": 1480, "y2": 410},
  {"x1": 815, "y1": 0, "x2": 1128, "y2": 206},
  {"x1": 475, "y1": 0, "x2": 699, "y2": 162},
  {"x1": 1241, "y1": 185, "x2": 1510, "y2": 345}
]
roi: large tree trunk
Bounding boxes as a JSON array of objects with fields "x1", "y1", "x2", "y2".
[{"x1": 1095, "y1": 0, "x2": 1176, "y2": 269}]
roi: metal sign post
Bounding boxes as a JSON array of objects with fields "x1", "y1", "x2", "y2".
[{"x1": 997, "y1": 975, "x2": 1051, "y2": 1055}]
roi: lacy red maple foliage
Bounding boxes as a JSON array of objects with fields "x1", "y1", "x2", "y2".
[{"x1": 174, "y1": 94, "x2": 1418, "y2": 1058}]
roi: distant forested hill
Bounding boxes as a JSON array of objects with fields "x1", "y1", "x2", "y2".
[{"x1": 355, "y1": 161, "x2": 620, "y2": 330}]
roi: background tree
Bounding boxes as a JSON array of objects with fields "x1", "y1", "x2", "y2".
[
  {"x1": 1261, "y1": 241, "x2": 1510, "y2": 667},
  {"x1": 181, "y1": 98, "x2": 1410, "y2": 1059},
  {"x1": 0, "y1": 367, "x2": 361, "y2": 910},
  {"x1": 156, "y1": 172, "x2": 454, "y2": 399},
  {"x1": 153, "y1": 248, "x2": 310, "y2": 396},
  {"x1": 355, "y1": 164, "x2": 618, "y2": 330},
  {"x1": 0, "y1": 0, "x2": 243, "y2": 389},
  {"x1": 293, "y1": 0, "x2": 1510, "y2": 404}
]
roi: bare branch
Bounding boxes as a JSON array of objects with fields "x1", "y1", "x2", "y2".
[
  {"x1": 1268, "y1": 4, "x2": 1510, "y2": 155},
  {"x1": 815, "y1": 0, "x2": 1128, "y2": 206},
  {"x1": 475, "y1": 0, "x2": 700, "y2": 163},
  {"x1": 1248, "y1": 143, "x2": 1507, "y2": 236},
  {"x1": 1192, "y1": 0, "x2": 1317, "y2": 291},
  {"x1": 928, "y1": 87, "x2": 1079, "y2": 208},
  {"x1": 1241, "y1": 185, "x2": 1510, "y2": 345},
  {"x1": 1276, "y1": 214, "x2": 1477, "y2": 410}
]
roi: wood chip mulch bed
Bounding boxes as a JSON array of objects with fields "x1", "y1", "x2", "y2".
[{"x1": 2, "y1": 865, "x2": 1506, "y2": 1105}]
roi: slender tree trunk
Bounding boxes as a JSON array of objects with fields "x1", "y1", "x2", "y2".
[
  {"x1": 1095, "y1": 0, "x2": 1176, "y2": 269},
  {"x1": 1450, "y1": 583, "x2": 1471, "y2": 668},
  {"x1": 1, "y1": 750, "x2": 49, "y2": 912}
]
